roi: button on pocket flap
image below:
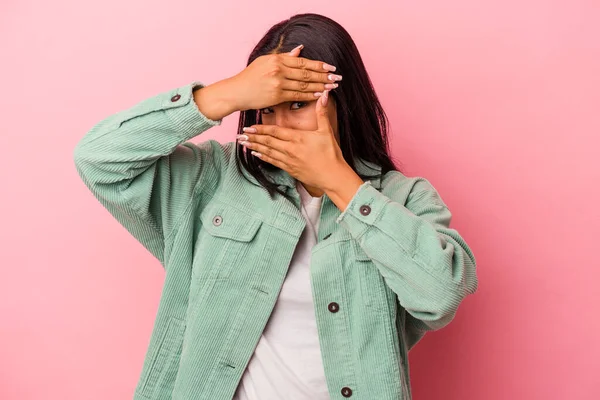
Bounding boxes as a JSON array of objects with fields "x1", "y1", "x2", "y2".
[
  {"x1": 200, "y1": 202, "x2": 263, "y2": 242},
  {"x1": 352, "y1": 240, "x2": 372, "y2": 261}
]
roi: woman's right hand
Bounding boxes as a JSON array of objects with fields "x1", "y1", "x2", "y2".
[{"x1": 229, "y1": 45, "x2": 342, "y2": 112}]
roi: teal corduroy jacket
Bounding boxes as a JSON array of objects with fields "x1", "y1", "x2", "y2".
[{"x1": 73, "y1": 81, "x2": 478, "y2": 400}]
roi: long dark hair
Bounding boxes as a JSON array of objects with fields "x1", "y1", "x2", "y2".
[{"x1": 234, "y1": 13, "x2": 402, "y2": 203}]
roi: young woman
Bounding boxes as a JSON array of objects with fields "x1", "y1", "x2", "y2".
[{"x1": 74, "y1": 13, "x2": 478, "y2": 400}]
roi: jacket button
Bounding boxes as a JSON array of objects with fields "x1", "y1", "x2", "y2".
[
  {"x1": 171, "y1": 94, "x2": 181, "y2": 102},
  {"x1": 327, "y1": 302, "x2": 339, "y2": 313},
  {"x1": 323, "y1": 233, "x2": 332, "y2": 240},
  {"x1": 341, "y1": 387, "x2": 353, "y2": 397},
  {"x1": 359, "y1": 205, "x2": 371, "y2": 216},
  {"x1": 213, "y1": 216, "x2": 223, "y2": 226}
]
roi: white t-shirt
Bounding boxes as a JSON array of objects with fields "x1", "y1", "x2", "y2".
[{"x1": 232, "y1": 180, "x2": 330, "y2": 400}]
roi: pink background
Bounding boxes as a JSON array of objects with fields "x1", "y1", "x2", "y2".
[{"x1": 2, "y1": 1, "x2": 598, "y2": 399}]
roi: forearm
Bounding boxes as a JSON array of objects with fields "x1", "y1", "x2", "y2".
[
  {"x1": 335, "y1": 177, "x2": 478, "y2": 330},
  {"x1": 193, "y1": 77, "x2": 240, "y2": 121}
]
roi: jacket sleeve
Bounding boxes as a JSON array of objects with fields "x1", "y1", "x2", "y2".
[
  {"x1": 335, "y1": 174, "x2": 478, "y2": 340},
  {"x1": 73, "y1": 81, "x2": 228, "y2": 267}
]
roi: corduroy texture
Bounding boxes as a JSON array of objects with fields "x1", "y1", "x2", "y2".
[{"x1": 73, "y1": 81, "x2": 478, "y2": 400}]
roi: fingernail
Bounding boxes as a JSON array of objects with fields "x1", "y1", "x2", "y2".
[
  {"x1": 289, "y1": 44, "x2": 303, "y2": 54},
  {"x1": 323, "y1": 63, "x2": 337, "y2": 72},
  {"x1": 314, "y1": 92, "x2": 323, "y2": 97},
  {"x1": 236, "y1": 134, "x2": 249, "y2": 141},
  {"x1": 321, "y1": 90, "x2": 329, "y2": 106},
  {"x1": 243, "y1": 127, "x2": 257, "y2": 133},
  {"x1": 328, "y1": 74, "x2": 343, "y2": 82},
  {"x1": 324, "y1": 83, "x2": 338, "y2": 90}
]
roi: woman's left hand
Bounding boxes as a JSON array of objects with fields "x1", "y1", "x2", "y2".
[{"x1": 236, "y1": 89, "x2": 350, "y2": 191}]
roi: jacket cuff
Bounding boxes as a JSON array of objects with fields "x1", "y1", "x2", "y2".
[
  {"x1": 164, "y1": 81, "x2": 222, "y2": 141},
  {"x1": 335, "y1": 180, "x2": 389, "y2": 238}
]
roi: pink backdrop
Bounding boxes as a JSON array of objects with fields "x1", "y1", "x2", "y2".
[{"x1": 2, "y1": 1, "x2": 598, "y2": 399}]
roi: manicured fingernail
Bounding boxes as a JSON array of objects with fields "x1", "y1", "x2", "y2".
[
  {"x1": 323, "y1": 63, "x2": 336, "y2": 72},
  {"x1": 289, "y1": 44, "x2": 303, "y2": 54},
  {"x1": 321, "y1": 90, "x2": 329, "y2": 106},
  {"x1": 314, "y1": 92, "x2": 323, "y2": 97},
  {"x1": 324, "y1": 83, "x2": 338, "y2": 90},
  {"x1": 328, "y1": 74, "x2": 343, "y2": 81},
  {"x1": 243, "y1": 127, "x2": 257, "y2": 133},
  {"x1": 236, "y1": 134, "x2": 249, "y2": 141}
]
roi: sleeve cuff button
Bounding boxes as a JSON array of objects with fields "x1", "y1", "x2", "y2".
[{"x1": 359, "y1": 205, "x2": 371, "y2": 216}]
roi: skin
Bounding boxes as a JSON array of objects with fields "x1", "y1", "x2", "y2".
[
  {"x1": 239, "y1": 90, "x2": 365, "y2": 213},
  {"x1": 258, "y1": 96, "x2": 340, "y2": 197},
  {"x1": 238, "y1": 44, "x2": 365, "y2": 205}
]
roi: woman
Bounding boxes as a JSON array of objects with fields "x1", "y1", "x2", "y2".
[{"x1": 74, "y1": 12, "x2": 478, "y2": 400}]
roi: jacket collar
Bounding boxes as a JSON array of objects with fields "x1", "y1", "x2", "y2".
[{"x1": 263, "y1": 157, "x2": 382, "y2": 191}]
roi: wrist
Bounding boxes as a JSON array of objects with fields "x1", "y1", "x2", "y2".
[
  {"x1": 192, "y1": 78, "x2": 238, "y2": 121},
  {"x1": 221, "y1": 74, "x2": 245, "y2": 112},
  {"x1": 323, "y1": 164, "x2": 365, "y2": 212},
  {"x1": 323, "y1": 162, "x2": 361, "y2": 193}
]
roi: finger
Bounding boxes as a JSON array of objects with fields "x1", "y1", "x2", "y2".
[
  {"x1": 240, "y1": 132, "x2": 290, "y2": 155},
  {"x1": 279, "y1": 79, "x2": 332, "y2": 92},
  {"x1": 280, "y1": 54, "x2": 337, "y2": 73},
  {"x1": 249, "y1": 146, "x2": 289, "y2": 169},
  {"x1": 243, "y1": 140, "x2": 290, "y2": 161},
  {"x1": 315, "y1": 90, "x2": 331, "y2": 131},
  {"x1": 244, "y1": 124, "x2": 296, "y2": 142},
  {"x1": 253, "y1": 151, "x2": 288, "y2": 171},
  {"x1": 287, "y1": 44, "x2": 304, "y2": 56},
  {"x1": 282, "y1": 64, "x2": 342, "y2": 84},
  {"x1": 279, "y1": 79, "x2": 339, "y2": 93},
  {"x1": 280, "y1": 90, "x2": 327, "y2": 102}
]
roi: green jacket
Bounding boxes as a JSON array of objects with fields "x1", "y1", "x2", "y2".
[{"x1": 73, "y1": 81, "x2": 478, "y2": 400}]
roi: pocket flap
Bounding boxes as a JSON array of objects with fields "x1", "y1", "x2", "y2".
[{"x1": 200, "y1": 201, "x2": 263, "y2": 242}]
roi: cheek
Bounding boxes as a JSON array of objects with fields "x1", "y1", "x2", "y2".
[
  {"x1": 293, "y1": 109, "x2": 318, "y2": 129},
  {"x1": 260, "y1": 114, "x2": 275, "y2": 125},
  {"x1": 293, "y1": 118, "x2": 317, "y2": 130},
  {"x1": 262, "y1": 110, "x2": 318, "y2": 130}
]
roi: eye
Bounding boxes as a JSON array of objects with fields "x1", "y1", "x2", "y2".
[
  {"x1": 290, "y1": 101, "x2": 307, "y2": 110},
  {"x1": 259, "y1": 102, "x2": 307, "y2": 115}
]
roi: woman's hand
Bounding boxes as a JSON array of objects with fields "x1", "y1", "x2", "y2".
[
  {"x1": 230, "y1": 45, "x2": 342, "y2": 112},
  {"x1": 237, "y1": 89, "x2": 357, "y2": 193}
]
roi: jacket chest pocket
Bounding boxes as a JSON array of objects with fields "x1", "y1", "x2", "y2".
[
  {"x1": 353, "y1": 241, "x2": 389, "y2": 312},
  {"x1": 195, "y1": 201, "x2": 263, "y2": 280}
]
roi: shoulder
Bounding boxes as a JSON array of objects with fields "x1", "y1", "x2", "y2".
[
  {"x1": 181, "y1": 139, "x2": 237, "y2": 170},
  {"x1": 379, "y1": 169, "x2": 448, "y2": 209}
]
